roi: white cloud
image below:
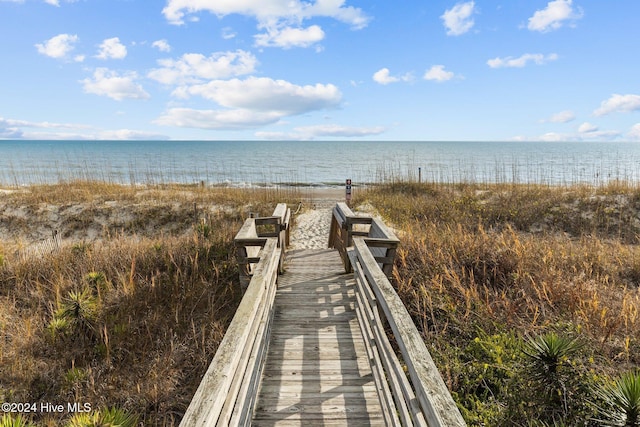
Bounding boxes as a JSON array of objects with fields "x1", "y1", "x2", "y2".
[
  {"x1": 43, "y1": 0, "x2": 78, "y2": 5},
  {"x1": 487, "y1": 53, "x2": 558, "y2": 68},
  {"x1": 529, "y1": 127, "x2": 621, "y2": 142},
  {"x1": 0, "y1": 116, "x2": 99, "y2": 140},
  {"x1": 629, "y1": 124, "x2": 640, "y2": 141},
  {"x1": 593, "y1": 94, "x2": 640, "y2": 116},
  {"x1": 0, "y1": 118, "x2": 24, "y2": 139},
  {"x1": 372, "y1": 68, "x2": 412, "y2": 85},
  {"x1": 539, "y1": 132, "x2": 564, "y2": 142},
  {"x1": 588, "y1": 130, "x2": 620, "y2": 140},
  {"x1": 152, "y1": 39, "x2": 171, "y2": 52},
  {"x1": 256, "y1": 124, "x2": 386, "y2": 140},
  {"x1": 156, "y1": 77, "x2": 342, "y2": 131},
  {"x1": 441, "y1": 1, "x2": 476, "y2": 36},
  {"x1": 155, "y1": 108, "x2": 283, "y2": 130},
  {"x1": 528, "y1": 0, "x2": 582, "y2": 32},
  {"x1": 546, "y1": 110, "x2": 575, "y2": 123},
  {"x1": 0, "y1": 116, "x2": 170, "y2": 140},
  {"x1": 255, "y1": 25, "x2": 325, "y2": 48},
  {"x1": 0, "y1": 117, "x2": 89, "y2": 130},
  {"x1": 373, "y1": 68, "x2": 396, "y2": 85},
  {"x1": 97, "y1": 129, "x2": 167, "y2": 140},
  {"x1": 96, "y1": 37, "x2": 127, "y2": 60},
  {"x1": 81, "y1": 68, "x2": 150, "y2": 101},
  {"x1": 162, "y1": 0, "x2": 368, "y2": 51},
  {"x1": 297, "y1": 124, "x2": 385, "y2": 137},
  {"x1": 162, "y1": 0, "x2": 370, "y2": 29},
  {"x1": 148, "y1": 50, "x2": 258, "y2": 85},
  {"x1": 423, "y1": 65, "x2": 454, "y2": 82},
  {"x1": 222, "y1": 27, "x2": 237, "y2": 40},
  {"x1": 35, "y1": 33, "x2": 79, "y2": 59},
  {"x1": 578, "y1": 122, "x2": 598, "y2": 133},
  {"x1": 175, "y1": 77, "x2": 342, "y2": 115}
]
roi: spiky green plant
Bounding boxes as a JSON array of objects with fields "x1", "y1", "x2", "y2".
[
  {"x1": 65, "y1": 407, "x2": 138, "y2": 427},
  {"x1": 85, "y1": 272, "x2": 107, "y2": 290},
  {"x1": 55, "y1": 288, "x2": 97, "y2": 341},
  {"x1": 596, "y1": 370, "x2": 640, "y2": 426},
  {"x1": 522, "y1": 332, "x2": 584, "y2": 421},
  {"x1": 46, "y1": 317, "x2": 70, "y2": 342},
  {"x1": 524, "y1": 332, "x2": 582, "y2": 380},
  {"x1": 0, "y1": 414, "x2": 35, "y2": 427}
]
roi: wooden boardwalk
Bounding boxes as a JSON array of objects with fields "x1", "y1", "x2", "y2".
[
  {"x1": 181, "y1": 203, "x2": 466, "y2": 427},
  {"x1": 252, "y1": 248, "x2": 386, "y2": 426}
]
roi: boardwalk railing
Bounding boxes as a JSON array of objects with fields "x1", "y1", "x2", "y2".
[
  {"x1": 330, "y1": 202, "x2": 466, "y2": 426},
  {"x1": 234, "y1": 203, "x2": 291, "y2": 291},
  {"x1": 180, "y1": 204, "x2": 289, "y2": 427},
  {"x1": 328, "y1": 202, "x2": 399, "y2": 277},
  {"x1": 183, "y1": 202, "x2": 465, "y2": 426}
]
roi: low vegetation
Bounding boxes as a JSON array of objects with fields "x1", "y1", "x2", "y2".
[
  {"x1": 359, "y1": 181, "x2": 640, "y2": 426},
  {"x1": 0, "y1": 181, "x2": 300, "y2": 426},
  {"x1": 4, "y1": 179, "x2": 640, "y2": 426}
]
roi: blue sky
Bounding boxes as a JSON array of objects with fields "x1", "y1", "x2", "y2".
[{"x1": 1, "y1": 0, "x2": 639, "y2": 141}]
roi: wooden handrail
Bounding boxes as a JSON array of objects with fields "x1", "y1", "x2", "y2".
[
  {"x1": 180, "y1": 237, "x2": 280, "y2": 427},
  {"x1": 184, "y1": 202, "x2": 465, "y2": 426},
  {"x1": 328, "y1": 202, "x2": 399, "y2": 276},
  {"x1": 234, "y1": 203, "x2": 290, "y2": 291},
  {"x1": 350, "y1": 237, "x2": 466, "y2": 426},
  {"x1": 180, "y1": 204, "x2": 289, "y2": 426}
]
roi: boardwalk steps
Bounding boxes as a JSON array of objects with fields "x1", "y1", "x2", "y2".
[{"x1": 181, "y1": 203, "x2": 466, "y2": 426}]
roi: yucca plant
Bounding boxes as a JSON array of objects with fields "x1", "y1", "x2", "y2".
[
  {"x1": 46, "y1": 317, "x2": 70, "y2": 342},
  {"x1": 0, "y1": 415, "x2": 35, "y2": 427},
  {"x1": 65, "y1": 407, "x2": 138, "y2": 427},
  {"x1": 522, "y1": 332, "x2": 584, "y2": 421},
  {"x1": 524, "y1": 332, "x2": 582, "y2": 380},
  {"x1": 55, "y1": 288, "x2": 98, "y2": 341},
  {"x1": 85, "y1": 272, "x2": 108, "y2": 295},
  {"x1": 595, "y1": 370, "x2": 640, "y2": 426}
]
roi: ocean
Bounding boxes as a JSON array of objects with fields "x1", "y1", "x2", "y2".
[{"x1": 1, "y1": 140, "x2": 640, "y2": 187}]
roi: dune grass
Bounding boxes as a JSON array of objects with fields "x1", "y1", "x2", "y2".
[
  {"x1": 357, "y1": 181, "x2": 640, "y2": 425},
  {"x1": 5, "y1": 178, "x2": 640, "y2": 426},
  {"x1": 0, "y1": 181, "x2": 302, "y2": 426}
]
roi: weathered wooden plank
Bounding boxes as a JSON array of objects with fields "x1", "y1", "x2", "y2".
[
  {"x1": 254, "y1": 400, "x2": 384, "y2": 413},
  {"x1": 258, "y1": 385, "x2": 379, "y2": 394},
  {"x1": 180, "y1": 238, "x2": 279, "y2": 427},
  {"x1": 252, "y1": 248, "x2": 386, "y2": 425},
  {"x1": 353, "y1": 237, "x2": 466, "y2": 427},
  {"x1": 352, "y1": 252, "x2": 426, "y2": 426},
  {"x1": 252, "y1": 421, "x2": 387, "y2": 427},
  {"x1": 253, "y1": 412, "x2": 387, "y2": 421},
  {"x1": 370, "y1": 217, "x2": 399, "y2": 242},
  {"x1": 354, "y1": 286, "x2": 403, "y2": 427},
  {"x1": 235, "y1": 218, "x2": 259, "y2": 240},
  {"x1": 228, "y1": 261, "x2": 278, "y2": 426},
  {"x1": 259, "y1": 376, "x2": 373, "y2": 387}
]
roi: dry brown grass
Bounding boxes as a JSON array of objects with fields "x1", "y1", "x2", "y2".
[
  {"x1": 0, "y1": 181, "x2": 302, "y2": 426},
  {"x1": 357, "y1": 181, "x2": 640, "y2": 424}
]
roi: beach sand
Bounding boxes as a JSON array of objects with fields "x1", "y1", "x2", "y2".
[
  {"x1": 289, "y1": 186, "x2": 378, "y2": 250},
  {"x1": 290, "y1": 188, "x2": 346, "y2": 249},
  {"x1": 0, "y1": 185, "x2": 358, "y2": 255}
]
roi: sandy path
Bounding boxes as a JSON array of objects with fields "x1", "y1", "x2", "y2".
[{"x1": 289, "y1": 203, "x2": 333, "y2": 250}]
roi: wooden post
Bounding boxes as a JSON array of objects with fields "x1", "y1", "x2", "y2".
[
  {"x1": 418, "y1": 167, "x2": 422, "y2": 183},
  {"x1": 345, "y1": 178, "x2": 352, "y2": 206}
]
